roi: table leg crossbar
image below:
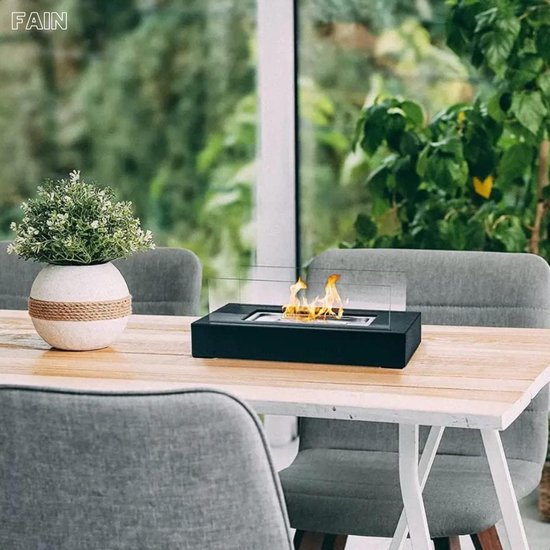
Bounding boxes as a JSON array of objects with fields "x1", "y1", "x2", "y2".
[
  {"x1": 389, "y1": 425, "x2": 445, "y2": 550},
  {"x1": 389, "y1": 425, "x2": 530, "y2": 550}
]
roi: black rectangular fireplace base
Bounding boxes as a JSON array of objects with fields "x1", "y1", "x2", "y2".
[{"x1": 191, "y1": 303, "x2": 421, "y2": 369}]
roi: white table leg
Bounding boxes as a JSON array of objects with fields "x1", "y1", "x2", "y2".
[
  {"x1": 480, "y1": 429, "x2": 529, "y2": 550},
  {"x1": 497, "y1": 523, "x2": 513, "y2": 550},
  {"x1": 390, "y1": 426, "x2": 445, "y2": 550},
  {"x1": 398, "y1": 424, "x2": 434, "y2": 550}
]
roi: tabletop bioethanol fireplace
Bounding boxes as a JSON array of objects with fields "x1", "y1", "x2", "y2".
[{"x1": 191, "y1": 269, "x2": 421, "y2": 369}]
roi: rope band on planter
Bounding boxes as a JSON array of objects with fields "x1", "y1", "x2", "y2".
[{"x1": 28, "y1": 296, "x2": 132, "y2": 322}]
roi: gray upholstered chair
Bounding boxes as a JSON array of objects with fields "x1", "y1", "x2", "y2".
[
  {"x1": 280, "y1": 249, "x2": 550, "y2": 550},
  {"x1": 0, "y1": 241, "x2": 42, "y2": 310},
  {"x1": 0, "y1": 386, "x2": 293, "y2": 550},
  {"x1": 114, "y1": 248, "x2": 201, "y2": 315},
  {"x1": 0, "y1": 241, "x2": 201, "y2": 315}
]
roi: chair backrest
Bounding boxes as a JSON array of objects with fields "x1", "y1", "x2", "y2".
[
  {"x1": 0, "y1": 386, "x2": 292, "y2": 550},
  {"x1": 300, "y1": 249, "x2": 550, "y2": 464},
  {"x1": 0, "y1": 241, "x2": 202, "y2": 315},
  {"x1": 0, "y1": 241, "x2": 42, "y2": 310},
  {"x1": 114, "y1": 248, "x2": 201, "y2": 315}
]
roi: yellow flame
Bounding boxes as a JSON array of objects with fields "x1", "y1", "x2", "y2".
[{"x1": 282, "y1": 274, "x2": 344, "y2": 322}]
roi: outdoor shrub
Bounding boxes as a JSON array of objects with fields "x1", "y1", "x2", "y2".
[{"x1": 349, "y1": 0, "x2": 550, "y2": 259}]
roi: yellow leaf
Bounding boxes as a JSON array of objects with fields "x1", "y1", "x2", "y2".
[
  {"x1": 457, "y1": 111, "x2": 466, "y2": 124},
  {"x1": 473, "y1": 175, "x2": 493, "y2": 199}
]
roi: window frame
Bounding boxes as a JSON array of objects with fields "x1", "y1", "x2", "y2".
[{"x1": 256, "y1": 0, "x2": 299, "y2": 271}]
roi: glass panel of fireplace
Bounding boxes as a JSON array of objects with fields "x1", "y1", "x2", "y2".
[{"x1": 207, "y1": 266, "x2": 403, "y2": 322}]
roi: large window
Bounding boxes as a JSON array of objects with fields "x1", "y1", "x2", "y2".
[
  {"x1": 0, "y1": 1, "x2": 517, "y2": 305},
  {"x1": 297, "y1": 0, "x2": 477, "y2": 264},
  {"x1": 0, "y1": 0, "x2": 257, "y2": 288}
]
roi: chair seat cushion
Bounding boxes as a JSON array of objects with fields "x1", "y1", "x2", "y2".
[{"x1": 280, "y1": 448, "x2": 541, "y2": 538}]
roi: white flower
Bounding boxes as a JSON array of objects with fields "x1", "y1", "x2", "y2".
[
  {"x1": 69, "y1": 170, "x2": 80, "y2": 184},
  {"x1": 90, "y1": 220, "x2": 99, "y2": 229}
]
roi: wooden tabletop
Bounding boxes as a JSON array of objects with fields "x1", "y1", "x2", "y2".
[{"x1": 1, "y1": 310, "x2": 549, "y2": 430}]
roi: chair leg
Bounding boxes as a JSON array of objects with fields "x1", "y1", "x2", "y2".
[
  {"x1": 433, "y1": 536, "x2": 461, "y2": 550},
  {"x1": 471, "y1": 526, "x2": 503, "y2": 550},
  {"x1": 293, "y1": 530, "x2": 347, "y2": 550}
]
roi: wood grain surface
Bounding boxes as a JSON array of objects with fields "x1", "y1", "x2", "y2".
[{"x1": 1, "y1": 310, "x2": 549, "y2": 429}]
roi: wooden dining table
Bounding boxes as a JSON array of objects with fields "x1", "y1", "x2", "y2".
[{"x1": 1, "y1": 309, "x2": 550, "y2": 550}]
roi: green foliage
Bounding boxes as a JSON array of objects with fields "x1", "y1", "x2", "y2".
[
  {"x1": 0, "y1": 0, "x2": 255, "y2": 298},
  {"x1": 447, "y1": 0, "x2": 550, "y2": 140},
  {"x1": 8, "y1": 171, "x2": 154, "y2": 265},
  {"x1": 511, "y1": 91, "x2": 547, "y2": 136},
  {"x1": 191, "y1": 95, "x2": 256, "y2": 281},
  {"x1": 298, "y1": 2, "x2": 477, "y2": 262},
  {"x1": 349, "y1": 0, "x2": 550, "y2": 258},
  {"x1": 311, "y1": 0, "x2": 420, "y2": 29}
]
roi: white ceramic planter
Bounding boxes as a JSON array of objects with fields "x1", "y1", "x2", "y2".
[{"x1": 29, "y1": 262, "x2": 131, "y2": 351}]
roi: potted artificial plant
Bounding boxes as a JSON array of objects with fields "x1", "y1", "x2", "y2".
[{"x1": 8, "y1": 170, "x2": 154, "y2": 351}]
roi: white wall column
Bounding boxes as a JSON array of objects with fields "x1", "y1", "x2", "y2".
[
  {"x1": 256, "y1": 0, "x2": 297, "y2": 269},
  {"x1": 257, "y1": 0, "x2": 298, "y2": 447}
]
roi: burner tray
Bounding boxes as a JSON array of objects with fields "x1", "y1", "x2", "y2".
[{"x1": 245, "y1": 311, "x2": 377, "y2": 326}]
